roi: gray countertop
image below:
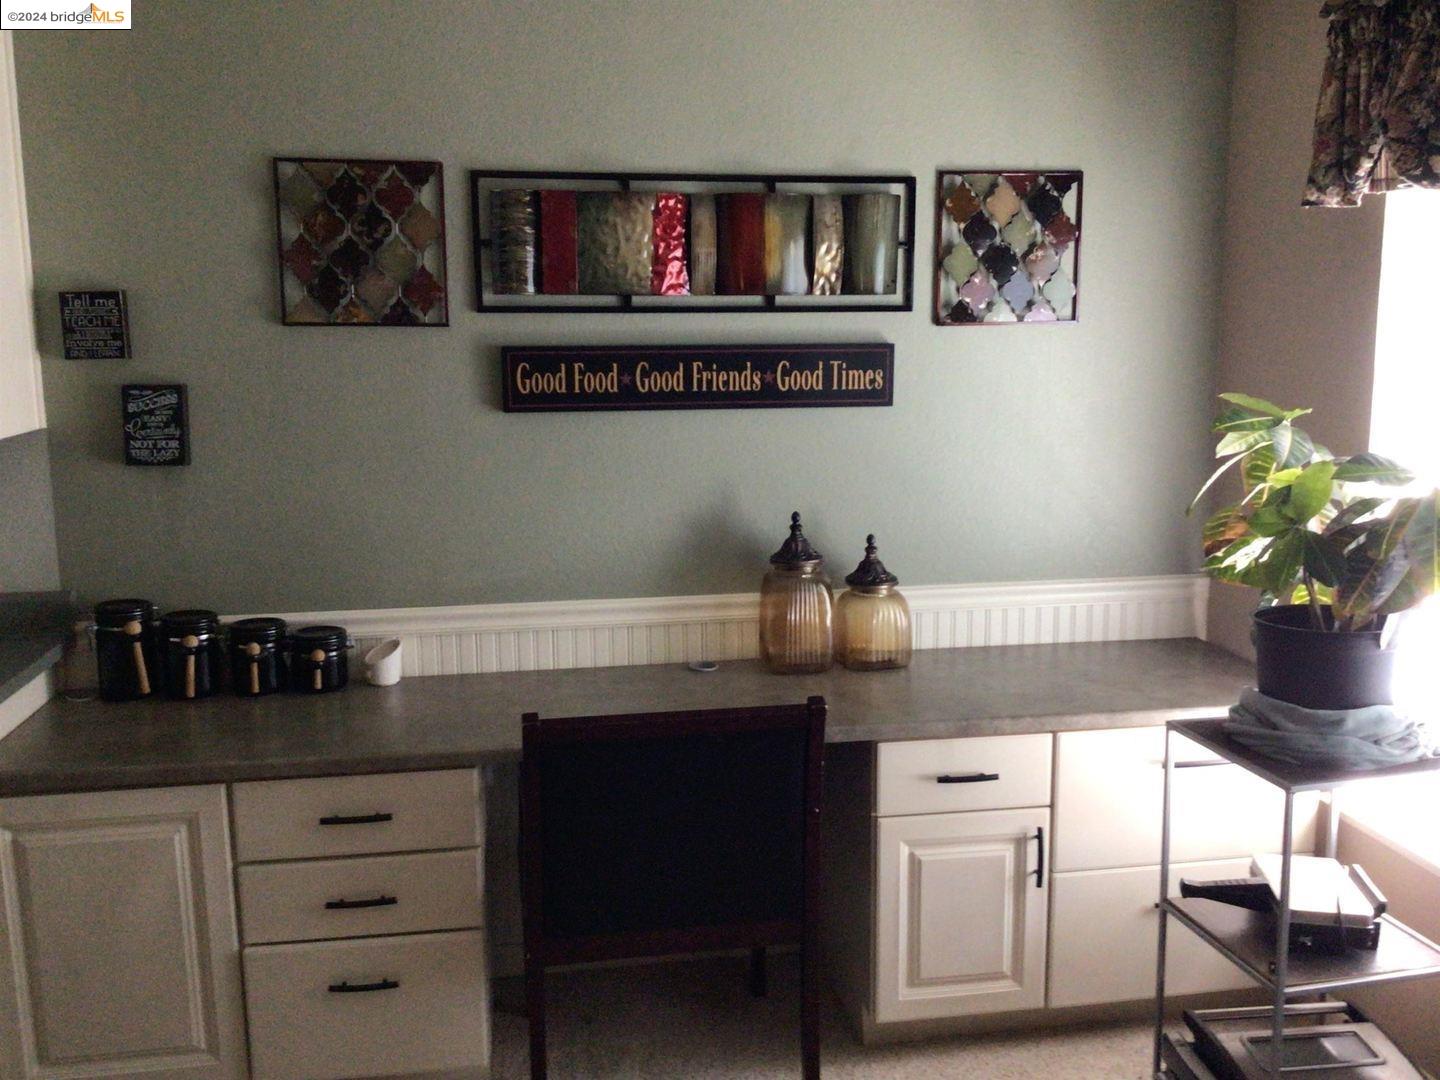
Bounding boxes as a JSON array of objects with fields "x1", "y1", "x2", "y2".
[
  {"x1": 0, "y1": 637, "x2": 1252, "y2": 797},
  {"x1": 0, "y1": 591, "x2": 73, "y2": 705}
]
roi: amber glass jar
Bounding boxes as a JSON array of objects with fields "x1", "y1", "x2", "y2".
[
  {"x1": 836, "y1": 535, "x2": 912, "y2": 671},
  {"x1": 759, "y1": 512, "x2": 834, "y2": 674}
]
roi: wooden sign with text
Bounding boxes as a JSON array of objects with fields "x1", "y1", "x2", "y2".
[
  {"x1": 501, "y1": 344, "x2": 893, "y2": 412},
  {"x1": 61, "y1": 291, "x2": 131, "y2": 359},
  {"x1": 122, "y1": 384, "x2": 189, "y2": 466}
]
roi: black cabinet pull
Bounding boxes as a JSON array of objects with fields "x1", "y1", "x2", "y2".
[
  {"x1": 936, "y1": 772, "x2": 1000, "y2": 784},
  {"x1": 318, "y1": 812, "x2": 394, "y2": 826},
  {"x1": 324, "y1": 895, "x2": 398, "y2": 910},
  {"x1": 1032, "y1": 826, "x2": 1045, "y2": 889},
  {"x1": 328, "y1": 978, "x2": 399, "y2": 993}
]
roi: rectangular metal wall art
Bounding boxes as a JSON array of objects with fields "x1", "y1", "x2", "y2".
[
  {"x1": 273, "y1": 157, "x2": 449, "y2": 326},
  {"x1": 501, "y1": 344, "x2": 894, "y2": 411},
  {"x1": 472, "y1": 171, "x2": 916, "y2": 314},
  {"x1": 933, "y1": 169, "x2": 1082, "y2": 325}
]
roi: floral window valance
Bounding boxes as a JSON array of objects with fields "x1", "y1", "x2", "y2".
[{"x1": 1304, "y1": 0, "x2": 1440, "y2": 207}]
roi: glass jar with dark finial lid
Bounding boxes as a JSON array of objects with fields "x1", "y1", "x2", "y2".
[
  {"x1": 836, "y1": 534, "x2": 912, "y2": 671},
  {"x1": 759, "y1": 511, "x2": 834, "y2": 674}
]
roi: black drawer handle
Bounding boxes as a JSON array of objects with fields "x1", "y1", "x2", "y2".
[
  {"x1": 936, "y1": 772, "x2": 1000, "y2": 784},
  {"x1": 328, "y1": 978, "x2": 399, "y2": 994},
  {"x1": 324, "y1": 895, "x2": 398, "y2": 910},
  {"x1": 318, "y1": 812, "x2": 394, "y2": 826},
  {"x1": 1032, "y1": 826, "x2": 1045, "y2": 889}
]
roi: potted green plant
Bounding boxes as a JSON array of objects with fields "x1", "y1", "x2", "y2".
[{"x1": 1192, "y1": 393, "x2": 1438, "y2": 711}]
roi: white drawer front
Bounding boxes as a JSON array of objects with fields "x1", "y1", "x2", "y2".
[
  {"x1": 876, "y1": 734, "x2": 1052, "y2": 817},
  {"x1": 232, "y1": 769, "x2": 480, "y2": 863},
  {"x1": 244, "y1": 930, "x2": 489, "y2": 1080},
  {"x1": 1048, "y1": 859, "x2": 1256, "y2": 1008},
  {"x1": 1052, "y1": 727, "x2": 1318, "y2": 873},
  {"x1": 238, "y1": 849, "x2": 482, "y2": 945}
]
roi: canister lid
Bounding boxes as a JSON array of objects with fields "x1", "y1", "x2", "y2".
[
  {"x1": 229, "y1": 617, "x2": 287, "y2": 645},
  {"x1": 161, "y1": 609, "x2": 220, "y2": 634},
  {"x1": 290, "y1": 624, "x2": 349, "y2": 652},
  {"x1": 844, "y1": 534, "x2": 899, "y2": 587},
  {"x1": 769, "y1": 511, "x2": 823, "y2": 566},
  {"x1": 94, "y1": 598, "x2": 156, "y2": 627}
]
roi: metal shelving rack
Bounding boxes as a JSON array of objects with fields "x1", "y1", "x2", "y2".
[{"x1": 1152, "y1": 717, "x2": 1440, "y2": 1079}]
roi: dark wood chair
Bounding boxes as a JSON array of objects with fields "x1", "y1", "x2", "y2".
[{"x1": 520, "y1": 695, "x2": 825, "y2": 1079}]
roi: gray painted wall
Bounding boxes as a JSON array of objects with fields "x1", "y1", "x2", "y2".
[
  {"x1": 1206, "y1": 0, "x2": 1385, "y2": 659},
  {"x1": 0, "y1": 430, "x2": 59, "y2": 592},
  {"x1": 14, "y1": 0, "x2": 1234, "y2": 613}
]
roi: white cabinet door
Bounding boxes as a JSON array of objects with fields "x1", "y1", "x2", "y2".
[
  {"x1": 1048, "y1": 858, "x2": 1256, "y2": 1008},
  {"x1": 875, "y1": 807, "x2": 1048, "y2": 1022},
  {"x1": 1052, "y1": 726, "x2": 1318, "y2": 873},
  {"x1": 0, "y1": 31, "x2": 44, "y2": 442},
  {"x1": 0, "y1": 785, "x2": 247, "y2": 1079}
]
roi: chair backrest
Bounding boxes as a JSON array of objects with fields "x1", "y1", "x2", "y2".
[{"x1": 521, "y1": 696, "x2": 825, "y2": 964}]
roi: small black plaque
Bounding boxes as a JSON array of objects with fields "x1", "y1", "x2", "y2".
[
  {"x1": 122, "y1": 384, "x2": 189, "y2": 466},
  {"x1": 61, "y1": 291, "x2": 131, "y2": 360},
  {"x1": 502, "y1": 344, "x2": 893, "y2": 412}
]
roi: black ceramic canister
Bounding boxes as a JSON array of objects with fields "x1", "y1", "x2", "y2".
[
  {"x1": 287, "y1": 625, "x2": 351, "y2": 693},
  {"x1": 160, "y1": 609, "x2": 224, "y2": 700},
  {"x1": 228, "y1": 617, "x2": 288, "y2": 697},
  {"x1": 93, "y1": 598, "x2": 160, "y2": 701}
]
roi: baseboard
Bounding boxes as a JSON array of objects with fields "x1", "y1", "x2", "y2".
[{"x1": 230, "y1": 573, "x2": 1208, "y2": 679}]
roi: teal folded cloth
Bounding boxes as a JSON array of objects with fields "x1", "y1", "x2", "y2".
[{"x1": 1224, "y1": 687, "x2": 1436, "y2": 770}]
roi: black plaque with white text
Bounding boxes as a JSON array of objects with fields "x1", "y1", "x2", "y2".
[
  {"x1": 122, "y1": 384, "x2": 189, "y2": 466},
  {"x1": 61, "y1": 291, "x2": 131, "y2": 359},
  {"x1": 502, "y1": 344, "x2": 893, "y2": 412}
]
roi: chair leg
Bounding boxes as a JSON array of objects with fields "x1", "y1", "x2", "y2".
[
  {"x1": 749, "y1": 945, "x2": 767, "y2": 998},
  {"x1": 801, "y1": 943, "x2": 820, "y2": 1080},
  {"x1": 525, "y1": 961, "x2": 547, "y2": 1080}
]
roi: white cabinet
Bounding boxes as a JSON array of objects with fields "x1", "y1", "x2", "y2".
[
  {"x1": 1048, "y1": 858, "x2": 1256, "y2": 1008},
  {"x1": 1052, "y1": 726, "x2": 1318, "y2": 872},
  {"x1": 0, "y1": 31, "x2": 44, "y2": 442},
  {"x1": 0, "y1": 785, "x2": 247, "y2": 1079},
  {"x1": 875, "y1": 806, "x2": 1049, "y2": 1022}
]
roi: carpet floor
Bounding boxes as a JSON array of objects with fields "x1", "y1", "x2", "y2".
[{"x1": 489, "y1": 954, "x2": 1153, "y2": 1078}]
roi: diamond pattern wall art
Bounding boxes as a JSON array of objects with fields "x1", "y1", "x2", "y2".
[
  {"x1": 273, "y1": 158, "x2": 449, "y2": 326},
  {"x1": 933, "y1": 170, "x2": 1081, "y2": 326}
]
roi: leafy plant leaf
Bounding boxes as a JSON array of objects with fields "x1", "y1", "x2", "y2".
[
  {"x1": 1300, "y1": 531, "x2": 1348, "y2": 587},
  {"x1": 1212, "y1": 407, "x2": 1279, "y2": 434},
  {"x1": 1323, "y1": 497, "x2": 1385, "y2": 537},
  {"x1": 1189, "y1": 453, "x2": 1248, "y2": 514},
  {"x1": 1333, "y1": 502, "x2": 1423, "y2": 625},
  {"x1": 1217, "y1": 393, "x2": 1291, "y2": 419},
  {"x1": 1258, "y1": 531, "x2": 1305, "y2": 597},
  {"x1": 1285, "y1": 461, "x2": 1337, "y2": 523},
  {"x1": 1248, "y1": 505, "x2": 1294, "y2": 537},
  {"x1": 1291, "y1": 580, "x2": 1334, "y2": 606},
  {"x1": 1217, "y1": 428, "x2": 1273, "y2": 459},
  {"x1": 1270, "y1": 423, "x2": 1316, "y2": 470},
  {"x1": 1202, "y1": 505, "x2": 1251, "y2": 555},
  {"x1": 1333, "y1": 453, "x2": 1416, "y2": 486},
  {"x1": 1242, "y1": 444, "x2": 1278, "y2": 489}
]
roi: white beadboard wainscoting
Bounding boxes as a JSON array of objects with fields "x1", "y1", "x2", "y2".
[{"x1": 232, "y1": 574, "x2": 1209, "y2": 679}]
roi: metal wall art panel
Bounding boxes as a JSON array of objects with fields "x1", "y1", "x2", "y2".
[
  {"x1": 273, "y1": 158, "x2": 448, "y2": 326},
  {"x1": 469, "y1": 170, "x2": 915, "y2": 313},
  {"x1": 933, "y1": 169, "x2": 1081, "y2": 326}
]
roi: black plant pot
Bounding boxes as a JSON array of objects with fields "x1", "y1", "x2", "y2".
[{"x1": 1252, "y1": 604, "x2": 1396, "y2": 711}]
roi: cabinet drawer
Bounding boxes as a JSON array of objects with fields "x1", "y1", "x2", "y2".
[
  {"x1": 244, "y1": 930, "x2": 489, "y2": 1079},
  {"x1": 876, "y1": 734, "x2": 1051, "y2": 817},
  {"x1": 1052, "y1": 727, "x2": 1318, "y2": 872},
  {"x1": 232, "y1": 769, "x2": 480, "y2": 862},
  {"x1": 1048, "y1": 859, "x2": 1256, "y2": 1008},
  {"x1": 238, "y1": 849, "x2": 482, "y2": 945}
]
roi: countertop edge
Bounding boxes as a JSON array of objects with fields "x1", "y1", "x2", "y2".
[{"x1": 0, "y1": 639, "x2": 64, "y2": 706}]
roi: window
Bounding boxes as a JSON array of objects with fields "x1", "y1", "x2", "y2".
[{"x1": 1343, "y1": 189, "x2": 1440, "y2": 862}]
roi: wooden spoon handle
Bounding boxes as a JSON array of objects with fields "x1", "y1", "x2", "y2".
[
  {"x1": 245, "y1": 642, "x2": 262, "y2": 695},
  {"x1": 124, "y1": 620, "x2": 150, "y2": 696},
  {"x1": 183, "y1": 634, "x2": 199, "y2": 699},
  {"x1": 310, "y1": 649, "x2": 326, "y2": 691}
]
